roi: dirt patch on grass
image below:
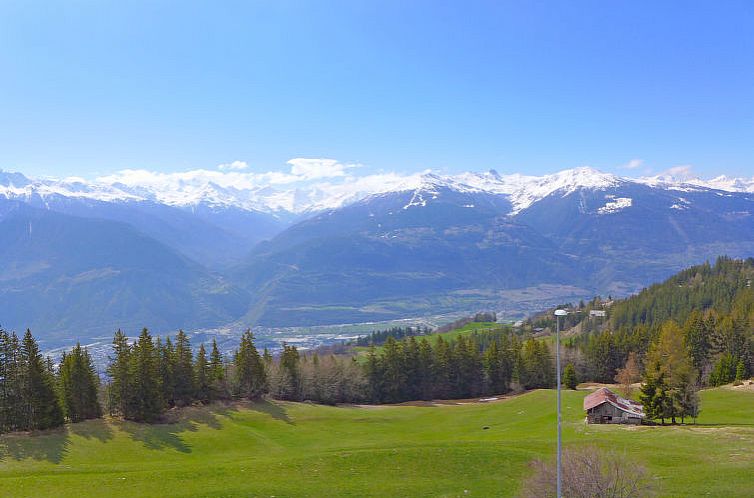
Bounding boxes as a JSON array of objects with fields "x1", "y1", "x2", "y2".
[
  {"x1": 725, "y1": 380, "x2": 754, "y2": 392},
  {"x1": 352, "y1": 391, "x2": 530, "y2": 408}
]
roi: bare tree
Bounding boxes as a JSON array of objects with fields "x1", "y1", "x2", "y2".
[
  {"x1": 519, "y1": 446, "x2": 655, "y2": 498},
  {"x1": 615, "y1": 352, "x2": 641, "y2": 398}
]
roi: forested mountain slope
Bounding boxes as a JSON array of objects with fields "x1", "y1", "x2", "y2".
[
  {"x1": 570, "y1": 257, "x2": 753, "y2": 387},
  {"x1": 609, "y1": 256, "x2": 754, "y2": 330}
]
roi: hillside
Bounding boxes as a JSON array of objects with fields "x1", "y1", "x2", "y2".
[
  {"x1": 0, "y1": 388, "x2": 751, "y2": 497},
  {"x1": 609, "y1": 256, "x2": 754, "y2": 330},
  {"x1": 0, "y1": 201, "x2": 249, "y2": 345}
]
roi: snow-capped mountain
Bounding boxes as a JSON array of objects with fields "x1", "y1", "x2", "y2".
[
  {"x1": 3, "y1": 163, "x2": 754, "y2": 338},
  {"x1": 4, "y1": 166, "x2": 753, "y2": 217}
]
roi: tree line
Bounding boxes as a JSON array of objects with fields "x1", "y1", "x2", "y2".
[
  {"x1": 351, "y1": 326, "x2": 430, "y2": 347},
  {"x1": 364, "y1": 332, "x2": 554, "y2": 403},
  {"x1": 0, "y1": 329, "x2": 99, "y2": 433}
]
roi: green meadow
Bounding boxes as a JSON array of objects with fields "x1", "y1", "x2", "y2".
[
  {"x1": 0, "y1": 388, "x2": 751, "y2": 497},
  {"x1": 353, "y1": 321, "x2": 504, "y2": 357}
]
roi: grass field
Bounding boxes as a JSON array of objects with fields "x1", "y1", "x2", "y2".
[{"x1": 0, "y1": 387, "x2": 751, "y2": 497}]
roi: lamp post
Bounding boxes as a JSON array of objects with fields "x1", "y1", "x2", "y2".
[{"x1": 554, "y1": 309, "x2": 568, "y2": 498}]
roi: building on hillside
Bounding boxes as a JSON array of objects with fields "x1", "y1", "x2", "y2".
[{"x1": 584, "y1": 387, "x2": 644, "y2": 424}]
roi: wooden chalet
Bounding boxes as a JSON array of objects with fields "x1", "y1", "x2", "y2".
[{"x1": 583, "y1": 387, "x2": 644, "y2": 424}]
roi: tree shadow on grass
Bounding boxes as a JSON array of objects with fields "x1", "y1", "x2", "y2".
[
  {"x1": 247, "y1": 399, "x2": 294, "y2": 425},
  {"x1": 114, "y1": 402, "x2": 240, "y2": 453},
  {"x1": 0, "y1": 427, "x2": 70, "y2": 464},
  {"x1": 117, "y1": 421, "x2": 192, "y2": 453},
  {"x1": 69, "y1": 418, "x2": 115, "y2": 443}
]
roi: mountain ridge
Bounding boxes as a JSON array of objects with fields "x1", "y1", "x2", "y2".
[{"x1": 4, "y1": 166, "x2": 754, "y2": 216}]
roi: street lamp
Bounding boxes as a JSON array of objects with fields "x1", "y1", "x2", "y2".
[{"x1": 554, "y1": 309, "x2": 568, "y2": 498}]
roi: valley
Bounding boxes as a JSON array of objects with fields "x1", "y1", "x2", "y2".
[{"x1": 3, "y1": 167, "x2": 754, "y2": 352}]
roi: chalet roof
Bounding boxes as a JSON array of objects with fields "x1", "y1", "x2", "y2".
[{"x1": 583, "y1": 387, "x2": 645, "y2": 417}]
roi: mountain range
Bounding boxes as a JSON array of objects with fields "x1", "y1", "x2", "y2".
[{"x1": 2, "y1": 165, "x2": 754, "y2": 346}]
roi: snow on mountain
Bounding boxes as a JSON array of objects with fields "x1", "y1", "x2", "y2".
[
  {"x1": 695, "y1": 175, "x2": 754, "y2": 193},
  {"x1": 637, "y1": 172, "x2": 754, "y2": 193},
  {"x1": 456, "y1": 166, "x2": 623, "y2": 214},
  {"x1": 2, "y1": 165, "x2": 753, "y2": 216},
  {"x1": 597, "y1": 196, "x2": 633, "y2": 214}
]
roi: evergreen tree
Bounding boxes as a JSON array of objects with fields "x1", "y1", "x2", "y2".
[
  {"x1": 194, "y1": 344, "x2": 211, "y2": 403},
  {"x1": 709, "y1": 353, "x2": 737, "y2": 386},
  {"x1": 20, "y1": 330, "x2": 64, "y2": 430},
  {"x1": 234, "y1": 330, "x2": 267, "y2": 399},
  {"x1": 209, "y1": 339, "x2": 226, "y2": 398},
  {"x1": 684, "y1": 311, "x2": 712, "y2": 381},
  {"x1": 58, "y1": 343, "x2": 102, "y2": 422},
  {"x1": 173, "y1": 330, "x2": 195, "y2": 406},
  {"x1": 416, "y1": 338, "x2": 435, "y2": 400},
  {"x1": 735, "y1": 359, "x2": 746, "y2": 381},
  {"x1": 402, "y1": 337, "x2": 421, "y2": 400},
  {"x1": 364, "y1": 345, "x2": 383, "y2": 403},
  {"x1": 456, "y1": 335, "x2": 483, "y2": 398},
  {"x1": 381, "y1": 337, "x2": 406, "y2": 403},
  {"x1": 643, "y1": 321, "x2": 697, "y2": 424},
  {"x1": 126, "y1": 328, "x2": 163, "y2": 422},
  {"x1": 484, "y1": 340, "x2": 505, "y2": 393},
  {"x1": 433, "y1": 336, "x2": 454, "y2": 399},
  {"x1": 107, "y1": 329, "x2": 131, "y2": 417},
  {"x1": 157, "y1": 337, "x2": 175, "y2": 407},
  {"x1": 0, "y1": 330, "x2": 23, "y2": 432},
  {"x1": 278, "y1": 343, "x2": 301, "y2": 400},
  {"x1": 563, "y1": 363, "x2": 577, "y2": 390},
  {"x1": 640, "y1": 371, "x2": 668, "y2": 424}
]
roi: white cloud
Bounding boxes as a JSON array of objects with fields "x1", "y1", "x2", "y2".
[
  {"x1": 663, "y1": 165, "x2": 695, "y2": 180},
  {"x1": 621, "y1": 159, "x2": 643, "y2": 170},
  {"x1": 218, "y1": 160, "x2": 249, "y2": 171},
  {"x1": 286, "y1": 158, "x2": 359, "y2": 181}
]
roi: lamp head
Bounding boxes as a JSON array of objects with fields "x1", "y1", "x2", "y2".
[{"x1": 554, "y1": 309, "x2": 568, "y2": 316}]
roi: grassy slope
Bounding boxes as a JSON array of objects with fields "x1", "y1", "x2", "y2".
[
  {"x1": 354, "y1": 322, "x2": 503, "y2": 356},
  {"x1": 0, "y1": 388, "x2": 751, "y2": 497}
]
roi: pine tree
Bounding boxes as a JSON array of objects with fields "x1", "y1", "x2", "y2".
[
  {"x1": 278, "y1": 343, "x2": 301, "y2": 400},
  {"x1": 58, "y1": 343, "x2": 102, "y2": 422},
  {"x1": 735, "y1": 359, "x2": 746, "y2": 382},
  {"x1": 194, "y1": 344, "x2": 211, "y2": 403},
  {"x1": 364, "y1": 345, "x2": 383, "y2": 403},
  {"x1": 563, "y1": 363, "x2": 577, "y2": 390},
  {"x1": 416, "y1": 338, "x2": 435, "y2": 400},
  {"x1": 173, "y1": 330, "x2": 195, "y2": 406},
  {"x1": 157, "y1": 337, "x2": 175, "y2": 407},
  {"x1": 209, "y1": 339, "x2": 226, "y2": 398},
  {"x1": 643, "y1": 321, "x2": 696, "y2": 424},
  {"x1": 107, "y1": 329, "x2": 131, "y2": 417},
  {"x1": 402, "y1": 337, "x2": 421, "y2": 400},
  {"x1": 20, "y1": 330, "x2": 64, "y2": 430},
  {"x1": 0, "y1": 330, "x2": 23, "y2": 432},
  {"x1": 381, "y1": 337, "x2": 406, "y2": 403},
  {"x1": 234, "y1": 330, "x2": 267, "y2": 399},
  {"x1": 684, "y1": 311, "x2": 712, "y2": 381},
  {"x1": 483, "y1": 340, "x2": 505, "y2": 394},
  {"x1": 433, "y1": 336, "x2": 453, "y2": 399},
  {"x1": 126, "y1": 328, "x2": 163, "y2": 422},
  {"x1": 640, "y1": 371, "x2": 668, "y2": 424}
]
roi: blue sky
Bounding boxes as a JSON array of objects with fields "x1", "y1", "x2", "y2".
[{"x1": 1, "y1": 1, "x2": 753, "y2": 179}]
